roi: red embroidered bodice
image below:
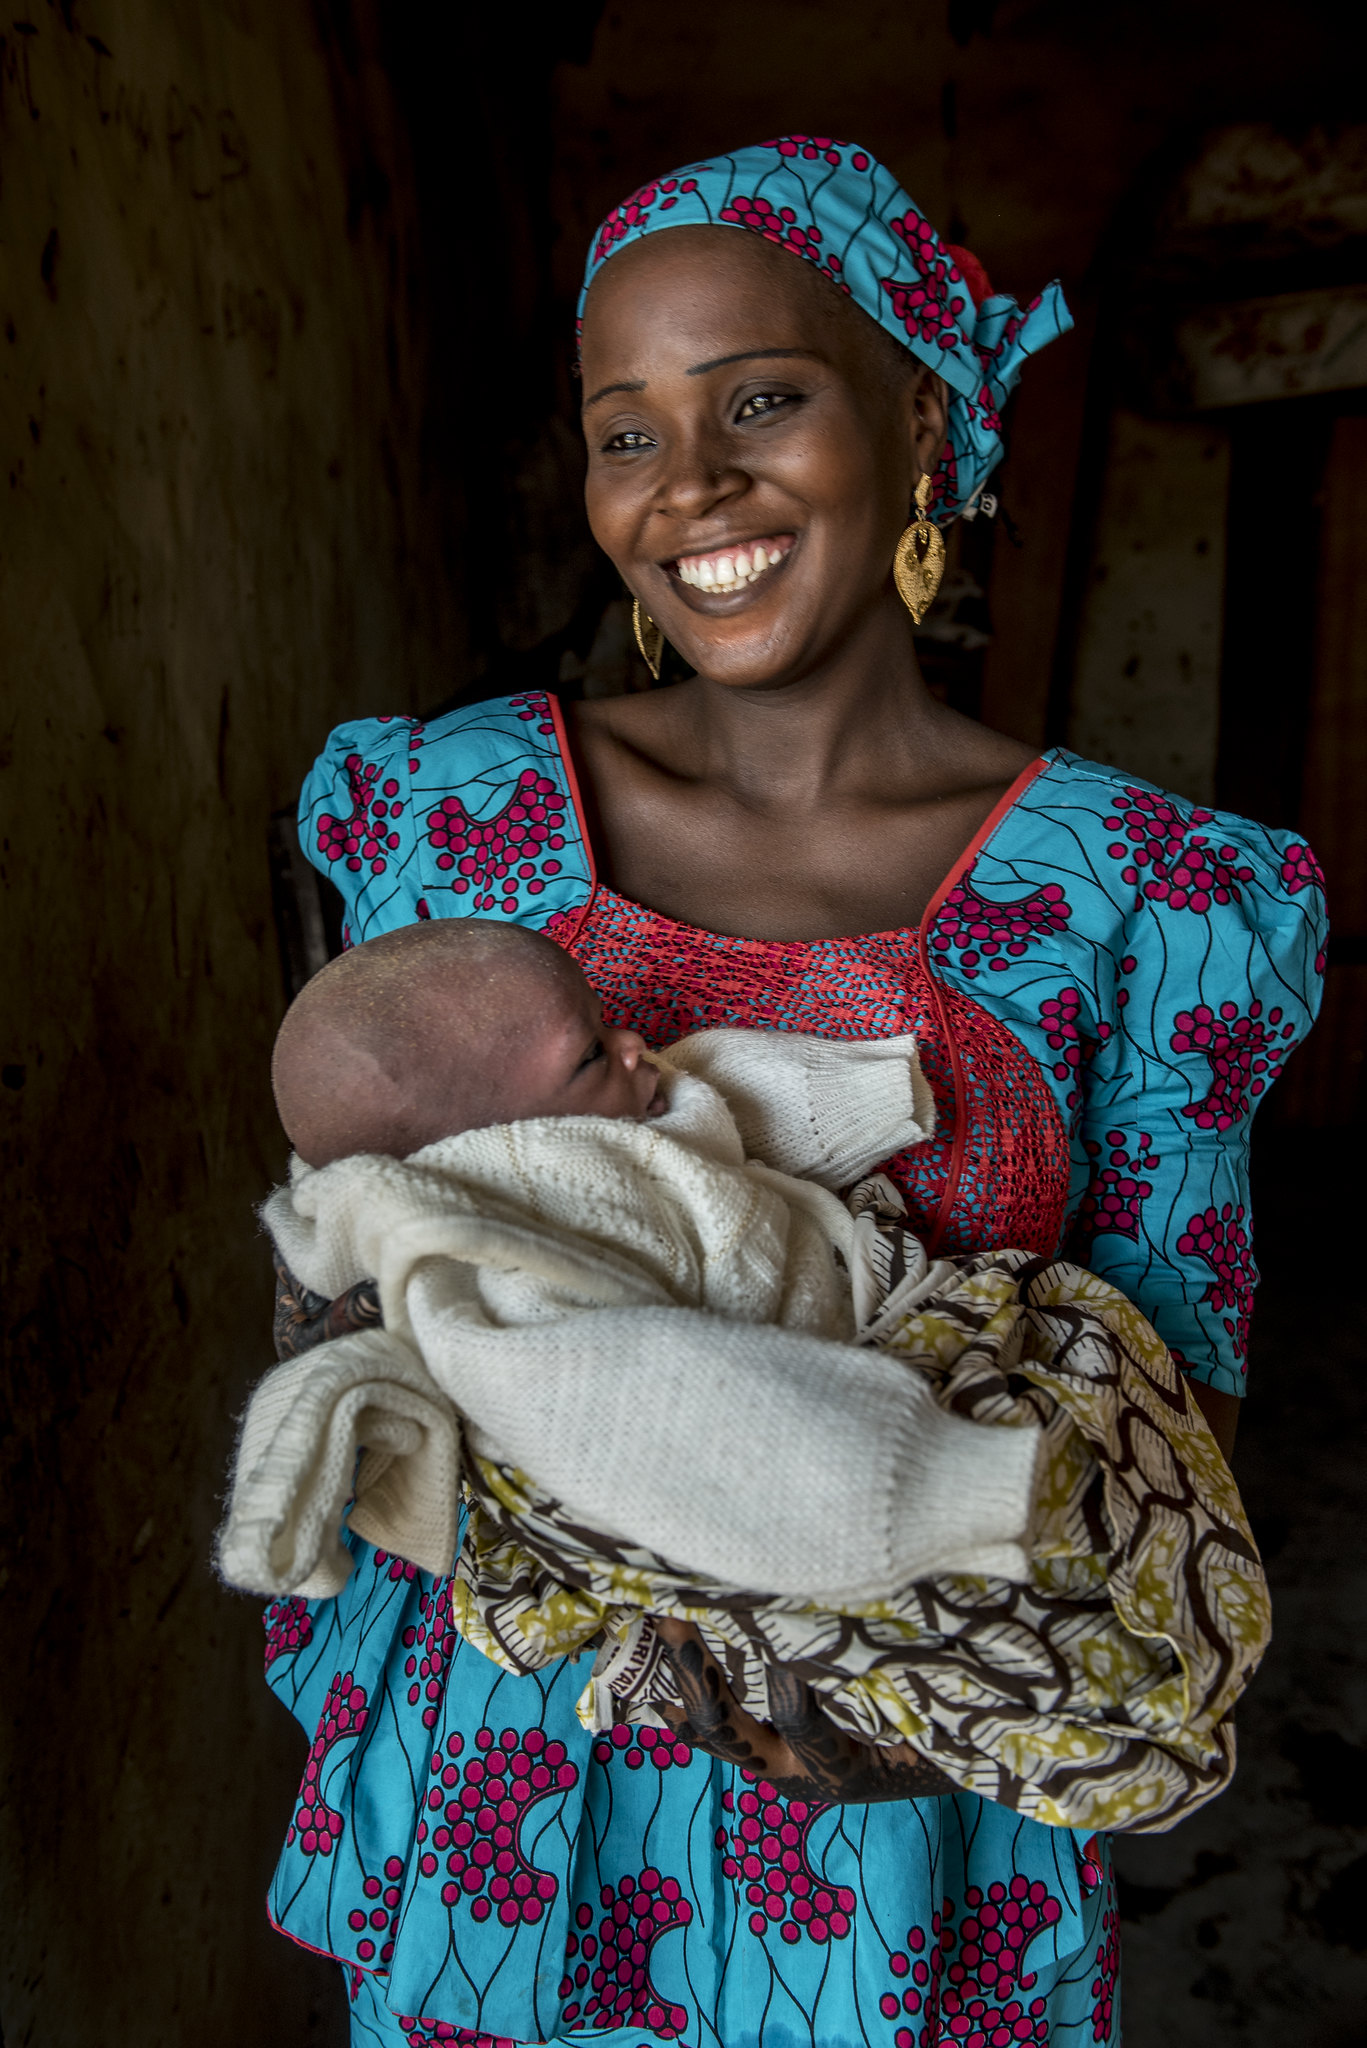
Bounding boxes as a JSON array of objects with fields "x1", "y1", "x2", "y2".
[{"x1": 546, "y1": 886, "x2": 1070, "y2": 1258}]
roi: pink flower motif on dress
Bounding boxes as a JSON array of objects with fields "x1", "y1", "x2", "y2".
[
  {"x1": 1280, "y1": 841, "x2": 1325, "y2": 896},
  {"x1": 560, "y1": 1873, "x2": 693, "y2": 2035},
  {"x1": 1076, "y1": 1130, "x2": 1160, "y2": 1242},
  {"x1": 288, "y1": 1670, "x2": 368, "y2": 1857},
  {"x1": 396, "y1": 2022, "x2": 515, "y2": 2048},
  {"x1": 1104, "y1": 789, "x2": 1253, "y2": 913},
  {"x1": 402, "y1": 1576, "x2": 456, "y2": 1733},
  {"x1": 1171, "y1": 1000, "x2": 1297, "y2": 1130},
  {"x1": 880, "y1": 1882, "x2": 1064, "y2": 2046},
  {"x1": 593, "y1": 1724, "x2": 694, "y2": 1773},
  {"x1": 418, "y1": 1725, "x2": 578, "y2": 1926},
  {"x1": 316, "y1": 752, "x2": 404, "y2": 878},
  {"x1": 1077, "y1": 1835, "x2": 1106, "y2": 1893},
  {"x1": 374, "y1": 1548, "x2": 419, "y2": 1585},
  {"x1": 1038, "y1": 985, "x2": 1088, "y2": 1108},
  {"x1": 930, "y1": 882, "x2": 1071, "y2": 980},
  {"x1": 1177, "y1": 1203, "x2": 1255, "y2": 1361},
  {"x1": 345, "y1": 1851, "x2": 406, "y2": 1970},
  {"x1": 426, "y1": 767, "x2": 569, "y2": 916},
  {"x1": 509, "y1": 688, "x2": 557, "y2": 738},
  {"x1": 263, "y1": 1594, "x2": 312, "y2": 1670},
  {"x1": 1089, "y1": 1875, "x2": 1120, "y2": 2042},
  {"x1": 716, "y1": 1775, "x2": 855, "y2": 1945},
  {"x1": 767, "y1": 134, "x2": 847, "y2": 165}
]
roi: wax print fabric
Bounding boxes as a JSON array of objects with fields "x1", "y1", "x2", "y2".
[
  {"x1": 265, "y1": 690, "x2": 1325, "y2": 2047},
  {"x1": 578, "y1": 140, "x2": 1073, "y2": 520},
  {"x1": 456, "y1": 1203, "x2": 1272, "y2": 1839}
]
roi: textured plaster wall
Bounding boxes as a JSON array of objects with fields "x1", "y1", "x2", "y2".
[
  {"x1": 1066, "y1": 411, "x2": 1230, "y2": 803},
  {"x1": 0, "y1": 5, "x2": 451, "y2": 2040}
]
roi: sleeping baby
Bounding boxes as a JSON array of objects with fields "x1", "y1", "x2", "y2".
[{"x1": 220, "y1": 919, "x2": 1269, "y2": 1835}]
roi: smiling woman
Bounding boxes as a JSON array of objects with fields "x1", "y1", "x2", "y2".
[{"x1": 261, "y1": 140, "x2": 1325, "y2": 2048}]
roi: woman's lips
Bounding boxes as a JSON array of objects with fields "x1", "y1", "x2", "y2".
[{"x1": 668, "y1": 533, "x2": 797, "y2": 596}]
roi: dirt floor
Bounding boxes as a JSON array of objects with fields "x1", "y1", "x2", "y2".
[{"x1": 1114, "y1": 1128, "x2": 1367, "y2": 2044}]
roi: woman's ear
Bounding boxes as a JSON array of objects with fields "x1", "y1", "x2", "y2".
[{"x1": 908, "y1": 371, "x2": 950, "y2": 489}]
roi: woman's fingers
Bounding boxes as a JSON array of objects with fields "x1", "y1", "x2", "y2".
[
  {"x1": 654, "y1": 1619, "x2": 958, "y2": 1804},
  {"x1": 653, "y1": 1618, "x2": 804, "y2": 1778},
  {"x1": 272, "y1": 1258, "x2": 383, "y2": 1360},
  {"x1": 767, "y1": 1664, "x2": 959, "y2": 1801}
]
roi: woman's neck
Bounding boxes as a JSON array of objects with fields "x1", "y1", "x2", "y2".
[{"x1": 637, "y1": 597, "x2": 991, "y2": 815}]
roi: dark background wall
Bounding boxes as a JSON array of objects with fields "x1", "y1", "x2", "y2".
[{"x1": 2, "y1": 3, "x2": 1364, "y2": 2043}]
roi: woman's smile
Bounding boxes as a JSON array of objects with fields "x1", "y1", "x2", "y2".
[{"x1": 667, "y1": 531, "x2": 798, "y2": 603}]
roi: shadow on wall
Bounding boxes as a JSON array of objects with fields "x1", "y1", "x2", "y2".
[{"x1": 1, "y1": 3, "x2": 471, "y2": 2042}]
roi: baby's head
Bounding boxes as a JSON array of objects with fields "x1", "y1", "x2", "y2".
[{"x1": 273, "y1": 919, "x2": 665, "y2": 1168}]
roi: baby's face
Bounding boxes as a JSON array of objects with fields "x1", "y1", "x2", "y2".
[{"x1": 496, "y1": 970, "x2": 666, "y2": 1125}]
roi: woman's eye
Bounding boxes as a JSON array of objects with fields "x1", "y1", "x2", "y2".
[
  {"x1": 603, "y1": 430, "x2": 655, "y2": 453},
  {"x1": 737, "y1": 391, "x2": 797, "y2": 421}
]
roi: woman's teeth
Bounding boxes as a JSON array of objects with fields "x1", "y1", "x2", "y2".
[{"x1": 675, "y1": 540, "x2": 790, "y2": 592}]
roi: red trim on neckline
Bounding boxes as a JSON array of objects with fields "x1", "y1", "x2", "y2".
[
  {"x1": 546, "y1": 708, "x2": 1051, "y2": 1255},
  {"x1": 547, "y1": 692, "x2": 599, "y2": 951},
  {"x1": 921, "y1": 753, "x2": 1050, "y2": 933},
  {"x1": 548, "y1": 695, "x2": 1050, "y2": 952},
  {"x1": 916, "y1": 752, "x2": 1049, "y2": 1255}
]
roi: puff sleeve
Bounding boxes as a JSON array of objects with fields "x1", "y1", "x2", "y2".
[
  {"x1": 297, "y1": 695, "x2": 595, "y2": 944},
  {"x1": 1064, "y1": 794, "x2": 1326, "y2": 1396}
]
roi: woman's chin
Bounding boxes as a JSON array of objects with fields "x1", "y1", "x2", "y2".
[{"x1": 682, "y1": 631, "x2": 838, "y2": 694}]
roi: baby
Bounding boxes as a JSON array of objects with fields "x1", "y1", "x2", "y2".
[
  {"x1": 270, "y1": 916, "x2": 671, "y2": 1168},
  {"x1": 222, "y1": 919, "x2": 1268, "y2": 1836}
]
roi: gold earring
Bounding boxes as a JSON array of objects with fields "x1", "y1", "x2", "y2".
[
  {"x1": 893, "y1": 472, "x2": 947, "y2": 626},
  {"x1": 632, "y1": 598, "x2": 663, "y2": 682}
]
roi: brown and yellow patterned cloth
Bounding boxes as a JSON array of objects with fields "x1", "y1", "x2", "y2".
[{"x1": 451, "y1": 1216, "x2": 1269, "y2": 1837}]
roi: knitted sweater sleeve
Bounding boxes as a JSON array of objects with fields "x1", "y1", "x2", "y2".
[
  {"x1": 662, "y1": 1030, "x2": 937, "y2": 1189},
  {"x1": 407, "y1": 1267, "x2": 1039, "y2": 1605}
]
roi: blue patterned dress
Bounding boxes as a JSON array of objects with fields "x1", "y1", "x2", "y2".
[{"x1": 263, "y1": 692, "x2": 1324, "y2": 2048}]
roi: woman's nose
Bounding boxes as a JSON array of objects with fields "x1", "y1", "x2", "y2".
[{"x1": 656, "y1": 427, "x2": 748, "y2": 522}]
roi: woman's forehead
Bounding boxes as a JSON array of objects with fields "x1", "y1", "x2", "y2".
[{"x1": 579, "y1": 225, "x2": 857, "y2": 369}]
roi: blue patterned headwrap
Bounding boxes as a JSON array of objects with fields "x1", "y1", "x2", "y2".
[{"x1": 579, "y1": 136, "x2": 1072, "y2": 522}]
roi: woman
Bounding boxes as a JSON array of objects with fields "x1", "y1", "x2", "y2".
[{"x1": 264, "y1": 144, "x2": 1323, "y2": 2046}]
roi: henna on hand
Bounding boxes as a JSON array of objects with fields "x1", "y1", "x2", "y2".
[
  {"x1": 273, "y1": 1257, "x2": 383, "y2": 1362},
  {"x1": 654, "y1": 1619, "x2": 956, "y2": 1805}
]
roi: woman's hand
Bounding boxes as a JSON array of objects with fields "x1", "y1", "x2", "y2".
[
  {"x1": 273, "y1": 1257, "x2": 382, "y2": 1361},
  {"x1": 653, "y1": 1618, "x2": 956, "y2": 1803}
]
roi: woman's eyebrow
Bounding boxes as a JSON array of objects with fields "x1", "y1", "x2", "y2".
[
  {"x1": 583, "y1": 378, "x2": 647, "y2": 410},
  {"x1": 582, "y1": 347, "x2": 824, "y2": 411},
  {"x1": 687, "y1": 347, "x2": 824, "y2": 376}
]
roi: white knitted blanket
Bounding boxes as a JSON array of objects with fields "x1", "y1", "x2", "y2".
[{"x1": 218, "y1": 1031, "x2": 1038, "y2": 1602}]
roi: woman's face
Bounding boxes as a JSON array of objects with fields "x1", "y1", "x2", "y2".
[{"x1": 579, "y1": 225, "x2": 947, "y2": 692}]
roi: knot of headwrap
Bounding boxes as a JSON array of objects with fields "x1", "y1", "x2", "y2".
[{"x1": 579, "y1": 138, "x2": 1072, "y2": 522}]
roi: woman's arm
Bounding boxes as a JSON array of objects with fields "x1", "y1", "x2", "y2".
[{"x1": 1189, "y1": 1381, "x2": 1239, "y2": 1465}]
